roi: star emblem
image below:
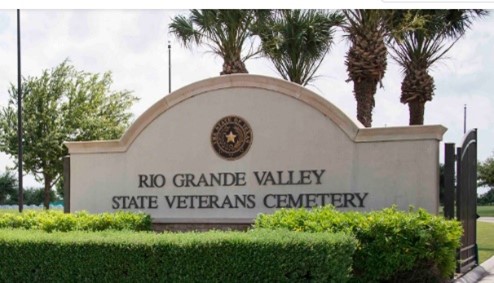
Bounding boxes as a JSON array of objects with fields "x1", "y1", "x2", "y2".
[
  {"x1": 211, "y1": 115, "x2": 252, "y2": 160},
  {"x1": 225, "y1": 131, "x2": 237, "y2": 143}
]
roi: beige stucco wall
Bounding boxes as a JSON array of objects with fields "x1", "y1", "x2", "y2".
[{"x1": 66, "y1": 74, "x2": 445, "y2": 223}]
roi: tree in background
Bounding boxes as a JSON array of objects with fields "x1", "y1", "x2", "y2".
[
  {"x1": 389, "y1": 10, "x2": 488, "y2": 125},
  {"x1": 254, "y1": 10, "x2": 343, "y2": 86},
  {"x1": 22, "y1": 188, "x2": 58, "y2": 206},
  {"x1": 478, "y1": 154, "x2": 494, "y2": 188},
  {"x1": 0, "y1": 171, "x2": 57, "y2": 206},
  {"x1": 0, "y1": 60, "x2": 138, "y2": 209},
  {"x1": 478, "y1": 190, "x2": 494, "y2": 205},
  {"x1": 478, "y1": 154, "x2": 494, "y2": 205},
  {"x1": 0, "y1": 171, "x2": 17, "y2": 204},
  {"x1": 170, "y1": 9, "x2": 265, "y2": 75}
]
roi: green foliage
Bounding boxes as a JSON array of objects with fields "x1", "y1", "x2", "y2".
[
  {"x1": 169, "y1": 10, "x2": 266, "y2": 75},
  {"x1": 0, "y1": 60, "x2": 138, "y2": 209},
  {"x1": 0, "y1": 171, "x2": 58, "y2": 205},
  {"x1": 0, "y1": 210, "x2": 151, "y2": 232},
  {"x1": 55, "y1": 177, "x2": 64, "y2": 198},
  {"x1": 479, "y1": 154, "x2": 494, "y2": 188},
  {"x1": 478, "y1": 189, "x2": 494, "y2": 205},
  {"x1": 0, "y1": 229, "x2": 356, "y2": 282},
  {"x1": 0, "y1": 171, "x2": 16, "y2": 204},
  {"x1": 388, "y1": 10, "x2": 488, "y2": 125},
  {"x1": 478, "y1": 153, "x2": 494, "y2": 205},
  {"x1": 10, "y1": 187, "x2": 58, "y2": 206},
  {"x1": 254, "y1": 10, "x2": 343, "y2": 86},
  {"x1": 254, "y1": 206, "x2": 463, "y2": 283}
]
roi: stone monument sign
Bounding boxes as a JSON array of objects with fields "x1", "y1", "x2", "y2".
[{"x1": 65, "y1": 75, "x2": 445, "y2": 224}]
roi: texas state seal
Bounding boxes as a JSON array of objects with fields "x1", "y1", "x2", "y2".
[{"x1": 211, "y1": 115, "x2": 253, "y2": 160}]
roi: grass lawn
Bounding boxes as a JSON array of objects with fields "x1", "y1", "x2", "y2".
[
  {"x1": 478, "y1": 206, "x2": 494, "y2": 217},
  {"x1": 0, "y1": 208, "x2": 20, "y2": 214},
  {"x1": 439, "y1": 206, "x2": 494, "y2": 217},
  {"x1": 0, "y1": 208, "x2": 57, "y2": 215},
  {"x1": 478, "y1": 221, "x2": 494, "y2": 263},
  {"x1": 0, "y1": 208, "x2": 41, "y2": 214}
]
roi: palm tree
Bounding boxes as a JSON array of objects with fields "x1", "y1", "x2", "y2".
[
  {"x1": 253, "y1": 10, "x2": 343, "y2": 86},
  {"x1": 390, "y1": 29, "x2": 445, "y2": 125},
  {"x1": 169, "y1": 10, "x2": 262, "y2": 75},
  {"x1": 389, "y1": 10, "x2": 488, "y2": 125},
  {"x1": 341, "y1": 10, "x2": 389, "y2": 128}
]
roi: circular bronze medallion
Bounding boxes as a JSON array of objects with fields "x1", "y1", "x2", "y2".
[{"x1": 211, "y1": 115, "x2": 253, "y2": 160}]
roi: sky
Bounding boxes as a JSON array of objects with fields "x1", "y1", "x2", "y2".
[{"x1": 0, "y1": 8, "x2": 493, "y2": 190}]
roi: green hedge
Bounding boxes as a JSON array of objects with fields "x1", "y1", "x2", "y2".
[
  {"x1": 0, "y1": 229, "x2": 356, "y2": 283},
  {"x1": 0, "y1": 210, "x2": 152, "y2": 232},
  {"x1": 254, "y1": 206, "x2": 463, "y2": 283}
]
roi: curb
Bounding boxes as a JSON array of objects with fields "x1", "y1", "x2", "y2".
[{"x1": 454, "y1": 256, "x2": 494, "y2": 283}]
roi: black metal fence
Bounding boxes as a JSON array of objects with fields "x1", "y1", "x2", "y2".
[{"x1": 443, "y1": 129, "x2": 478, "y2": 273}]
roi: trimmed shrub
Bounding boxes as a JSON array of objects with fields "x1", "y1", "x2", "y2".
[
  {"x1": 0, "y1": 229, "x2": 356, "y2": 282},
  {"x1": 0, "y1": 210, "x2": 152, "y2": 232},
  {"x1": 254, "y1": 206, "x2": 463, "y2": 283}
]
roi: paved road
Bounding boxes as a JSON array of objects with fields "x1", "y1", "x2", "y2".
[
  {"x1": 478, "y1": 256, "x2": 494, "y2": 283},
  {"x1": 455, "y1": 256, "x2": 494, "y2": 283},
  {"x1": 478, "y1": 273, "x2": 494, "y2": 283},
  {"x1": 479, "y1": 217, "x2": 494, "y2": 224}
]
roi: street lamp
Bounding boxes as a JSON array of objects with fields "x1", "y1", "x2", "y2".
[
  {"x1": 168, "y1": 40, "x2": 171, "y2": 94},
  {"x1": 17, "y1": 9, "x2": 24, "y2": 213}
]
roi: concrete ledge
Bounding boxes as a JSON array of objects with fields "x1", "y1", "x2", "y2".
[
  {"x1": 153, "y1": 218, "x2": 254, "y2": 224},
  {"x1": 355, "y1": 125, "x2": 447, "y2": 142},
  {"x1": 152, "y1": 222, "x2": 251, "y2": 232},
  {"x1": 152, "y1": 218, "x2": 254, "y2": 232},
  {"x1": 454, "y1": 256, "x2": 494, "y2": 283}
]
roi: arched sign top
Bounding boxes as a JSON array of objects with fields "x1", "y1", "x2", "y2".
[
  {"x1": 65, "y1": 74, "x2": 448, "y2": 220},
  {"x1": 65, "y1": 74, "x2": 446, "y2": 154}
]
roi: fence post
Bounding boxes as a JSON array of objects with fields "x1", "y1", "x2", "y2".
[
  {"x1": 444, "y1": 143, "x2": 455, "y2": 219},
  {"x1": 63, "y1": 155, "x2": 70, "y2": 213}
]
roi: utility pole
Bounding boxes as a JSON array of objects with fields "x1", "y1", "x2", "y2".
[
  {"x1": 168, "y1": 40, "x2": 171, "y2": 93},
  {"x1": 463, "y1": 104, "x2": 467, "y2": 134},
  {"x1": 17, "y1": 9, "x2": 24, "y2": 213}
]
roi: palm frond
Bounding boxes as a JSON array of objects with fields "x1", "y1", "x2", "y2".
[
  {"x1": 169, "y1": 9, "x2": 264, "y2": 74},
  {"x1": 256, "y1": 9, "x2": 342, "y2": 86},
  {"x1": 389, "y1": 9, "x2": 487, "y2": 80},
  {"x1": 169, "y1": 15, "x2": 202, "y2": 48}
]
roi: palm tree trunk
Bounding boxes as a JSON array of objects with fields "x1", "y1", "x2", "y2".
[
  {"x1": 220, "y1": 59, "x2": 248, "y2": 75},
  {"x1": 401, "y1": 66, "x2": 433, "y2": 126},
  {"x1": 355, "y1": 79, "x2": 377, "y2": 128},
  {"x1": 408, "y1": 100, "x2": 425, "y2": 125}
]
